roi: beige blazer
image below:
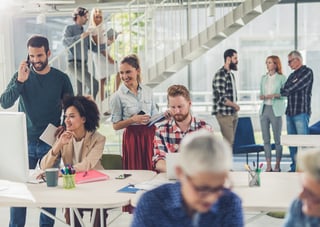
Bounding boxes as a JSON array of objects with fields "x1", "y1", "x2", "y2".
[{"x1": 40, "y1": 131, "x2": 106, "y2": 172}]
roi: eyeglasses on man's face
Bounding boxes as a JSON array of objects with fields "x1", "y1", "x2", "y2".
[
  {"x1": 185, "y1": 175, "x2": 228, "y2": 197},
  {"x1": 288, "y1": 58, "x2": 297, "y2": 64}
]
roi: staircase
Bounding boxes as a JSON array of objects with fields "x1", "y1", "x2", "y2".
[
  {"x1": 144, "y1": 0, "x2": 279, "y2": 87},
  {"x1": 49, "y1": 0, "x2": 279, "y2": 102}
]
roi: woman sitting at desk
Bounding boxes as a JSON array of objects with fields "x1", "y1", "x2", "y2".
[
  {"x1": 132, "y1": 130, "x2": 244, "y2": 227},
  {"x1": 40, "y1": 95, "x2": 106, "y2": 227}
]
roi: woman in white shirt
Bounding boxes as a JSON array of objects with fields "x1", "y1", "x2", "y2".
[{"x1": 259, "y1": 55, "x2": 287, "y2": 172}]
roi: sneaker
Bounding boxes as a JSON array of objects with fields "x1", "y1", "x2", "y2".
[
  {"x1": 288, "y1": 169, "x2": 295, "y2": 172},
  {"x1": 103, "y1": 111, "x2": 111, "y2": 116}
]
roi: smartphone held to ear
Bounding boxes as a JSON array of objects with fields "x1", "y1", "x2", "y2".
[{"x1": 26, "y1": 55, "x2": 31, "y2": 68}]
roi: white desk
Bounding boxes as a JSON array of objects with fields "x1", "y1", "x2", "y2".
[
  {"x1": 131, "y1": 171, "x2": 301, "y2": 213},
  {"x1": 281, "y1": 135, "x2": 320, "y2": 147},
  {"x1": 0, "y1": 170, "x2": 157, "y2": 227}
]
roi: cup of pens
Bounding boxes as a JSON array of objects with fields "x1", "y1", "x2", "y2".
[
  {"x1": 61, "y1": 165, "x2": 76, "y2": 189},
  {"x1": 245, "y1": 162, "x2": 263, "y2": 187}
]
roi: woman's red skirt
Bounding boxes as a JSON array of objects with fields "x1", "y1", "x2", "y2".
[{"x1": 122, "y1": 125, "x2": 155, "y2": 170}]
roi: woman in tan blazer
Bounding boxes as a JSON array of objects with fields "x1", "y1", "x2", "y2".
[{"x1": 40, "y1": 95, "x2": 106, "y2": 227}]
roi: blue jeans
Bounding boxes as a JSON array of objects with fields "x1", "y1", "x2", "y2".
[
  {"x1": 286, "y1": 113, "x2": 310, "y2": 172},
  {"x1": 9, "y1": 140, "x2": 56, "y2": 227}
]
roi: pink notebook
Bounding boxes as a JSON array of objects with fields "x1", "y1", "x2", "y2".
[{"x1": 75, "y1": 170, "x2": 109, "y2": 184}]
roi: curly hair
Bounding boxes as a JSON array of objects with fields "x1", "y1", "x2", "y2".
[{"x1": 63, "y1": 95, "x2": 100, "y2": 131}]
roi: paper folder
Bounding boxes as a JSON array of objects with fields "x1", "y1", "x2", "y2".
[{"x1": 75, "y1": 170, "x2": 109, "y2": 184}]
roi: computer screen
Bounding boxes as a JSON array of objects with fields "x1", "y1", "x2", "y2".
[{"x1": 0, "y1": 112, "x2": 29, "y2": 182}]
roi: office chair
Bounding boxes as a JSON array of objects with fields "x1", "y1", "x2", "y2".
[
  {"x1": 309, "y1": 121, "x2": 320, "y2": 134},
  {"x1": 233, "y1": 116, "x2": 275, "y2": 165},
  {"x1": 101, "y1": 154, "x2": 123, "y2": 169}
]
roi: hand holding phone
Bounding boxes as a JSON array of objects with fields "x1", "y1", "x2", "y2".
[
  {"x1": 137, "y1": 110, "x2": 145, "y2": 115},
  {"x1": 17, "y1": 55, "x2": 31, "y2": 83}
]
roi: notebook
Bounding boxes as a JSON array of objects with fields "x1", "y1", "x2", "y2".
[
  {"x1": 166, "y1": 153, "x2": 181, "y2": 180},
  {"x1": 147, "y1": 113, "x2": 166, "y2": 127},
  {"x1": 75, "y1": 170, "x2": 109, "y2": 184}
]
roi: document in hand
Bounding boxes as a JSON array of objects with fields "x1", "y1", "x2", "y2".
[
  {"x1": 75, "y1": 170, "x2": 109, "y2": 184},
  {"x1": 147, "y1": 113, "x2": 166, "y2": 127},
  {"x1": 39, "y1": 123, "x2": 57, "y2": 146}
]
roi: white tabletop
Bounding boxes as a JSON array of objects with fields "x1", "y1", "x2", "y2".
[
  {"x1": 281, "y1": 135, "x2": 320, "y2": 147},
  {"x1": 131, "y1": 171, "x2": 301, "y2": 212},
  {"x1": 0, "y1": 170, "x2": 157, "y2": 209},
  {"x1": 231, "y1": 171, "x2": 301, "y2": 212}
]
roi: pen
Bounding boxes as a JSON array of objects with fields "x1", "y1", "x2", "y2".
[
  {"x1": 244, "y1": 164, "x2": 255, "y2": 177},
  {"x1": 41, "y1": 174, "x2": 46, "y2": 183}
]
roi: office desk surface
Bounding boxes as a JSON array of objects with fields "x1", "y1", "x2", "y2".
[
  {"x1": 0, "y1": 170, "x2": 157, "y2": 209},
  {"x1": 231, "y1": 171, "x2": 301, "y2": 212},
  {"x1": 281, "y1": 135, "x2": 320, "y2": 147},
  {"x1": 132, "y1": 171, "x2": 301, "y2": 212}
]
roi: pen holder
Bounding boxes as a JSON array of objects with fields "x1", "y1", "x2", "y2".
[
  {"x1": 63, "y1": 174, "x2": 76, "y2": 189},
  {"x1": 248, "y1": 169, "x2": 261, "y2": 187}
]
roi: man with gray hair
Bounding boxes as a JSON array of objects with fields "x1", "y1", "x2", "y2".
[
  {"x1": 280, "y1": 50, "x2": 313, "y2": 172},
  {"x1": 283, "y1": 149, "x2": 320, "y2": 226},
  {"x1": 132, "y1": 130, "x2": 243, "y2": 227}
]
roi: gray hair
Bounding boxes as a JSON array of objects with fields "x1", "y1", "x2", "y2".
[
  {"x1": 288, "y1": 50, "x2": 303, "y2": 62},
  {"x1": 298, "y1": 149, "x2": 320, "y2": 182},
  {"x1": 178, "y1": 130, "x2": 232, "y2": 176}
]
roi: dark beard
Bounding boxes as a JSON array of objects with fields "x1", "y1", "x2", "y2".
[
  {"x1": 32, "y1": 58, "x2": 48, "y2": 71},
  {"x1": 230, "y1": 62, "x2": 238, "y2": 71}
]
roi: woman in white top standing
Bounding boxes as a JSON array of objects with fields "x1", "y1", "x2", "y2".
[
  {"x1": 89, "y1": 8, "x2": 118, "y2": 101},
  {"x1": 259, "y1": 55, "x2": 287, "y2": 172}
]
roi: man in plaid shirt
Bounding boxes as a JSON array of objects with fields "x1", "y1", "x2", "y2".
[
  {"x1": 281, "y1": 50, "x2": 313, "y2": 172},
  {"x1": 212, "y1": 49, "x2": 240, "y2": 146},
  {"x1": 153, "y1": 85, "x2": 212, "y2": 172}
]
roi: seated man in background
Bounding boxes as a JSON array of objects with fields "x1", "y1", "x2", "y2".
[
  {"x1": 132, "y1": 130, "x2": 244, "y2": 227},
  {"x1": 153, "y1": 84, "x2": 212, "y2": 172},
  {"x1": 283, "y1": 149, "x2": 320, "y2": 227}
]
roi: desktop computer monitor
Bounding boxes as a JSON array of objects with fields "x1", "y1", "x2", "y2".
[{"x1": 0, "y1": 112, "x2": 29, "y2": 182}]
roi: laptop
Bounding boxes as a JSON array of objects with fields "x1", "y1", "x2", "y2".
[{"x1": 166, "y1": 152, "x2": 181, "y2": 180}]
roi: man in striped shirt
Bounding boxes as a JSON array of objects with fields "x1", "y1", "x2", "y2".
[
  {"x1": 281, "y1": 50, "x2": 313, "y2": 172},
  {"x1": 153, "y1": 85, "x2": 212, "y2": 172}
]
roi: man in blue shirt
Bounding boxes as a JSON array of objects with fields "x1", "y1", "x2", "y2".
[
  {"x1": 132, "y1": 130, "x2": 244, "y2": 227},
  {"x1": 0, "y1": 35, "x2": 74, "y2": 227},
  {"x1": 283, "y1": 149, "x2": 320, "y2": 227},
  {"x1": 63, "y1": 6, "x2": 99, "y2": 99}
]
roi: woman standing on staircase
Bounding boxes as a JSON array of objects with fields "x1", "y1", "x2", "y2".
[
  {"x1": 110, "y1": 54, "x2": 159, "y2": 170},
  {"x1": 259, "y1": 55, "x2": 287, "y2": 172}
]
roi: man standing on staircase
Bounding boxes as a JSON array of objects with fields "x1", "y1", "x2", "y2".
[
  {"x1": 63, "y1": 6, "x2": 99, "y2": 99},
  {"x1": 212, "y1": 49, "x2": 240, "y2": 147}
]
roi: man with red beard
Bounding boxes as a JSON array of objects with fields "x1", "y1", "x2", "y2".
[
  {"x1": 153, "y1": 85, "x2": 212, "y2": 173},
  {"x1": 0, "y1": 35, "x2": 73, "y2": 227}
]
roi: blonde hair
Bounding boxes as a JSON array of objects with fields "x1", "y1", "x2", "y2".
[
  {"x1": 89, "y1": 8, "x2": 104, "y2": 27},
  {"x1": 298, "y1": 149, "x2": 320, "y2": 182}
]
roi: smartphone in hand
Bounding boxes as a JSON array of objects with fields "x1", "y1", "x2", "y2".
[{"x1": 137, "y1": 110, "x2": 145, "y2": 115}]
